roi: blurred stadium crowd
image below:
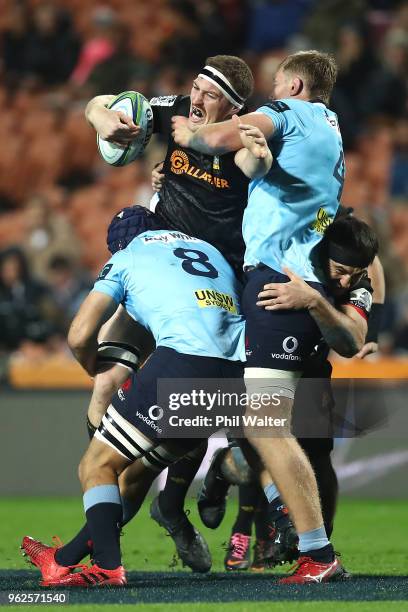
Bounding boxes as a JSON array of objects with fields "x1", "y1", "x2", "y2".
[{"x1": 0, "y1": 0, "x2": 407, "y2": 369}]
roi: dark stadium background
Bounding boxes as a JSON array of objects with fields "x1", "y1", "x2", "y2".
[{"x1": 0, "y1": 1, "x2": 407, "y2": 608}]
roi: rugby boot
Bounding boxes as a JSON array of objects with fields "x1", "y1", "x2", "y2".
[
  {"x1": 150, "y1": 496, "x2": 211, "y2": 573},
  {"x1": 279, "y1": 554, "x2": 346, "y2": 584},
  {"x1": 266, "y1": 522, "x2": 299, "y2": 566},
  {"x1": 224, "y1": 532, "x2": 251, "y2": 570},
  {"x1": 43, "y1": 563, "x2": 126, "y2": 587},
  {"x1": 197, "y1": 447, "x2": 230, "y2": 529},
  {"x1": 21, "y1": 536, "x2": 78, "y2": 583},
  {"x1": 250, "y1": 527, "x2": 276, "y2": 572}
]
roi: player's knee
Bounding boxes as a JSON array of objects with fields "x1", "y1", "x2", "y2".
[{"x1": 120, "y1": 464, "x2": 155, "y2": 497}]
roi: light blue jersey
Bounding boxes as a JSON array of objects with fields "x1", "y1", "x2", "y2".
[
  {"x1": 93, "y1": 230, "x2": 245, "y2": 361},
  {"x1": 243, "y1": 99, "x2": 344, "y2": 281}
]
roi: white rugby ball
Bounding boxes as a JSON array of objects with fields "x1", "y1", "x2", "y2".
[{"x1": 97, "y1": 91, "x2": 154, "y2": 166}]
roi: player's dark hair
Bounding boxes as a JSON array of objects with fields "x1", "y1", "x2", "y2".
[
  {"x1": 206, "y1": 55, "x2": 254, "y2": 102},
  {"x1": 322, "y1": 216, "x2": 379, "y2": 268},
  {"x1": 278, "y1": 50, "x2": 337, "y2": 105}
]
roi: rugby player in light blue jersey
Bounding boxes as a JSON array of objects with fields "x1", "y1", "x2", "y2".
[
  {"x1": 173, "y1": 50, "x2": 348, "y2": 583},
  {"x1": 21, "y1": 206, "x2": 245, "y2": 588}
]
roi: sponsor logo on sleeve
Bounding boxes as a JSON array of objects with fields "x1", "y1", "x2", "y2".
[
  {"x1": 97, "y1": 263, "x2": 113, "y2": 280},
  {"x1": 149, "y1": 95, "x2": 177, "y2": 106},
  {"x1": 349, "y1": 287, "x2": 372, "y2": 314},
  {"x1": 265, "y1": 101, "x2": 290, "y2": 113},
  {"x1": 325, "y1": 113, "x2": 341, "y2": 135}
]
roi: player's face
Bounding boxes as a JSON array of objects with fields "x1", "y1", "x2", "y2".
[
  {"x1": 189, "y1": 77, "x2": 235, "y2": 128},
  {"x1": 327, "y1": 259, "x2": 366, "y2": 296},
  {"x1": 271, "y1": 69, "x2": 293, "y2": 100}
]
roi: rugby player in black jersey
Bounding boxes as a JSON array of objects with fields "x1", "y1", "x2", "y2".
[{"x1": 86, "y1": 55, "x2": 253, "y2": 274}]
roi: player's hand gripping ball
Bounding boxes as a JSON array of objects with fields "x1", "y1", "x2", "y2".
[{"x1": 97, "y1": 91, "x2": 154, "y2": 166}]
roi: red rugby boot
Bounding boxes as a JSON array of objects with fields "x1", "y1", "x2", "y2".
[
  {"x1": 43, "y1": 563, "x2": 127, "y2": 587},
  {"x1": 279, "y1": 555, "x2": 346, "y2": 584},
  {"x1": 21, "y1": 536, "x2": 74, "y2": 583}
]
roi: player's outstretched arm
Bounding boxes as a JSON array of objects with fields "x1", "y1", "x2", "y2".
[
  {"x1": 68, "y1": 291, "x2": 118, "y2": 376},
  {"x1": 257, "y1": 267, "x2": 367, "y2": 357},
  {"x1": 172, "y1": 112, "x2": 275, "y2": 155},
  {"x1": 233, "y1": 116, "x2": 273, "y2": 179},
  {"x1": 85, "y1": 95, "x2": 141, "y2": 144}
]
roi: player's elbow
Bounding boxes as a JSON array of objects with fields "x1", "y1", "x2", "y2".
[
  {"x1": 338, "y1": 341, "x2": 360, "y2": 358},
  {"x1": 331, "y1": 326, "x2": 364, "y2": 358},
  {"x1": 68, "y1": 317, "x2": 93, "y2": 353},
  {"x1": 338, "y1": 333, "x2": 364, "y2": 358}
]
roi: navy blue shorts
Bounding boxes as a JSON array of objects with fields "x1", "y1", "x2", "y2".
[
  {"x1": 243, "y1": 265, "x2": 326, "y2": 372},
  {"x1": 111, "y1": 346, "x2": 244, "y2": 445}
]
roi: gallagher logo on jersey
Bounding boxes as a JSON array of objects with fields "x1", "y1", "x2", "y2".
[{"x1": 170, "y1": 150, "x2": 230, "y2": 188}]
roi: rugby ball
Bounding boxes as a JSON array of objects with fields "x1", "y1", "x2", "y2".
[{"x1": 97, "y1": 91, "x2": 154, "y2": 166}]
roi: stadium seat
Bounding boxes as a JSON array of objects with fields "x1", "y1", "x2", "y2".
[
  {"x1": 63, "y1": 109, "x2": 98, "y2": 174},
  {"x1": 68, "y1": 185, "x2": 110, "y2": 224},
  {"x1": 0, "y1": 210, "x2": 26, "y2": 246}
]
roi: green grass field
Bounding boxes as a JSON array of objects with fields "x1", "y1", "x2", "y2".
[{"x1": 1, "y1": 497, "x2": 407, "y2": 610}]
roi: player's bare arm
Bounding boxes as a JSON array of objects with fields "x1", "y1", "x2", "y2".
[
  {"x1": 85, "y1": 95, "x2": 141, "y2": 144},
  {"x1": 355, "y1": 255, "x2": 385, "y2": 359},
  {"x1": 172, "y1": 112, "x2": 275, "y2": 155},
  {"x1": 233, "y1": 116, "x2": 273, "y2": 179},
  {"x1": 68, "y1": 291, "x2": 118, "y2": 376},
  {"x1": 257, "y1": 267, "x2": 367, "y2": 357}
]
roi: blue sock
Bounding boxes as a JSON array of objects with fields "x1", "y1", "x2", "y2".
[
  {"x1": 84, "y1": 484, "x2": 122, "y2": 570},
  {"x1": 263, "y1": 483, "x2": 280, "y2": 503},
  {"x1": 298, "y1": 525, "x2": 329, "y2": 553}
]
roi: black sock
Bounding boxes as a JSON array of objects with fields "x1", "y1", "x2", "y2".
[
  {"x1": 310, "y1": 454, "x2": 338, "y2": 538},
  {"x1": 254, "y1": 492, "x2": 273, "y2": 541},
  {"x1": 85, "y1": 503, "x2": 123, "y2": 570},
  {"x1": 307, "y1": 543, "x2": 335, "y2": 564},
  {"x1": 231, "y1": 483, "x2": 260, "y2": 536},
  {"x1": 55, "y1": 525, "x2": 92, "y2": 566},
  {"x1": 268, "y1": 495, "x2": 290, "y2": 530},
  {"x1": 299, "y1": 438, "x2": 338, "y2": 538},
  {"x1": 159, "y1": 443, "x2": 207, "y2": 518}
]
